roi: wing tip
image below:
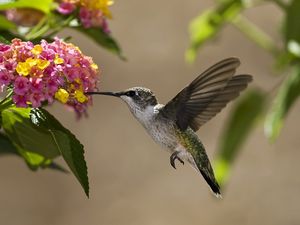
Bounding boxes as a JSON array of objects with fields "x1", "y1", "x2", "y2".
[
  {"x1": 223, "y1": 57, "x2": 241, "y2": 67},
  {"x1": 235, "y1": 74, "x2": 253, "y2": 81}
]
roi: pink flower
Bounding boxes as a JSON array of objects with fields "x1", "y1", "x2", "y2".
[
  {"x1": 0, "y1": 70, "x2": 13, "y2": 86},
  {"x1": 78, "y1": 7, "x2": 110, "y2": 31},
  {"x1": 0, "y1": 44, "x2": 11, "y2": 52},
  {"x1": 12, "y1": 94, "x2": 28, "y2": 108},
  {"x1": 0, "y1": 38, "x2": 100, "y2": 116},
  {"x1": 57, "y1": 2, "x2": 76, "y2": 15},
  {"x1": 44, "y1": 92, "x2": 54, "y2": 104},
  {"x1": 46, "y1": 78, "x2": 59, "y2": 95},
  {"x1": 56, "y1": 0, "x2": 112, "y2": 32},
  {"x1": 14, "y1": 76, "x2": 30, "y2": 95},
  {"x1": 79, "y1": 7, "x2": 92, "y2": 28},
  {"x1": 29, "y1": 77, "x2": 43, "y2": 93},
  {"x1": 102, "y1": 19, "x2": 110, "y2": 33},
  {"x1": 29, "y1": 92, "x2": 44, "y2": 108},
  {"x1": 0, "y1": 44, "x2": 12, "y2": 63}
]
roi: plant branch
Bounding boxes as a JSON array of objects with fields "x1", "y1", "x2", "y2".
[
  {"x1": 25, "y1": 24, "x2": 50, "y2": 40},
  {"x1": 24, "y1": 16, "x2": 48, "y2": 40},
  {"x1": 231, "y1": 15, "x2": 280, "y2": 56},
  {"x1": 45, "y1": 15, "x2": 75, "y2": 38}
]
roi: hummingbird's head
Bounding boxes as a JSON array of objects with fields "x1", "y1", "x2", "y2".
[
  {"x1": 117, "y1": 87, "x2": 158, "y2": 112},
  {"x1": 87, "y1": 87, "x2": 158, "y2": 114}
]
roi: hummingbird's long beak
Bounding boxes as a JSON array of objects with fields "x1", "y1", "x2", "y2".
[{"x1": 85, "y1": 91, "x2": 124, "y2": 97}]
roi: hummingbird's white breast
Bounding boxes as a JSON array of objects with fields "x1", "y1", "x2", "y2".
[
  {"x1": 136, "y1": 104, "x2": 179, "y2": 152},
  {"x1": 120, "y1": 96, "x2": 179, "y2": 151}
]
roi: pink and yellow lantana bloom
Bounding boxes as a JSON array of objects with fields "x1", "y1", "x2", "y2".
[
  {"x1": 57, "y1": 0, "x2": 114, "y2": 32},
  {"x1": 0, "y1": 38, "x2": 100, "y2": 116}
]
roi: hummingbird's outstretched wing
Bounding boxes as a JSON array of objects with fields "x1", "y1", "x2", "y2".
[{"x1": 162, "y1": 57, "x2": 252, "y2": 131}]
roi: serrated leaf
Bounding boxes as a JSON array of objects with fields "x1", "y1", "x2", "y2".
[
  {"x1": 214, "y1": 90, "x2": 265, "y2": 186},
  {"x1": 0, "y1": 14, "x2": 16, "y2": 30},
  {"x1": 0, "y1": 0, "x2": 54, "y2": 14},
  {"x1": 0, "y1": 131, "x2": 67, "y2": 171},
  {"x1": 31, "y1": 108, "x2": 89, "y2": 197},
  {"x1": 75, "y1": 27, "x2": 125, "y2": 60},
  {"x1": 186, "y1": 0, "x2": 244, "y2": 63},
  {"x1": 265, "y1": 67, "x2": 300, "y2": 141}
]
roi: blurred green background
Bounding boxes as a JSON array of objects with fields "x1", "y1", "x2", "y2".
[{"x1": 1, "y1": 0, "x2": 300, "y2": 225}]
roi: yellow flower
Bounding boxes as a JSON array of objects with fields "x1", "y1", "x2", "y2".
[
  {"x1": 31, "y1": 44, "x2": 43, "y2": 55},
  {"x1": 16, "y1": 62, "x2": 31, "y2": 76},
  {"x1": 80, "y1": 0, "x2": 113, "y2": 18},
  {"x1": 100, "y1": 0, "x2": 113, "y2": 18},
  {"x1": 55, "y1": 88, "x2": 69, "y2": 103},
  {"x1": 54, "y1": 55, "x2": 64, "y2": 64},
  {"x1": 74, "y1": 90, "x2": 88, "y2": 103},
  {"x1": 91, "y1": 63, "x2": 98, "y2": 70},
  {"x1": 37, "y1": 59, "x2": 50, "y2": 70},
  {"x1": 74, "y1": 78, "x2": 82, "y2": 84},
  {"x1": 25, "y1": 57, "x2": 38, "y2": 67}
]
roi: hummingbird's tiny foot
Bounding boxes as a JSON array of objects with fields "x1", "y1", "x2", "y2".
[
  {"x1": 178, "y1": 157, "x2": 184, "y2": 165},
  {"x1": 170, "y1": 151, "x2": 184, "y2": 169}
]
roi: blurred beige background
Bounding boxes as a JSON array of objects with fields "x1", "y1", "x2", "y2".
[{"x1": 1, "y1": 1, "x2": 300, "y2": 225}]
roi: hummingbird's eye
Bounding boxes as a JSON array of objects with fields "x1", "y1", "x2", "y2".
[{"x1": 126, "y1": 91, "x2": 136, "y2": 97}]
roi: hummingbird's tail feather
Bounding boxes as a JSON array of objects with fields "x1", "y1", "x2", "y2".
[
  {"x1": 199, "y1": 167, "x2": 221, "y2": 198},
  {"x1": 187, "y1": 152, "x2": 221, "y2": 198},
  {"x1": 185, "y1": 139, "x2": 222, "y2": 198}
]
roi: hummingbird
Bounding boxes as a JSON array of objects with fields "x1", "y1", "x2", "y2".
[{"x1": 87, "y1": 57, "x2": 252, "y2": 197}]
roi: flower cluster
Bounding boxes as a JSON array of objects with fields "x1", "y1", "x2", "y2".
[
  {"x1": 57, "y1": 0, "x2": 113, "y2": 33},
  {"x1": 0, "y1": 38, "x2": 99, "y2": 116}
]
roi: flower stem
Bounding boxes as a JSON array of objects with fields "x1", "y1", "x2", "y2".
[
  {"x1": 25, "y1": 24, "x2": 50, "y2": 40},
  {"x1": 231, "y1": 15, "x2": 281, "y2": 56},
  {"x1": 46, "y1": 15, "x2": 75, "y2": 38},
  {"x1": 25, "y1": 17, "x2": 48, "y2": 40}
]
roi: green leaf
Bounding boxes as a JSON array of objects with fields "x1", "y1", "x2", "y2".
[
  {"x1": 2, "y1": 107, "x2": 61, "y2": 160},
  {"x1": 214, "y1": 90, "x2": 265, "y2": 186},
  {"x1": 1, "y1": 107, "x2": 88, "y2": 195},
  {"x1": 0, "y1": 30, "x2": 23, "y2": 42},
  {"x1": 283, "y1": 0, "x2": 300, "y2": 59},
  {"x1": 284, "y1": 0, "x2": 300, "y2": 47},
  {"x1": 186, "y1": 10, "x2": 219, "y2": 62},
  {"x1": 0, "y1": 130, "x2": 68, "y2": 172},
  {"x1": 0, "y1": 0, "x2": 55, "y2": 14},
  {"x1": 0, "y1": 14, "x2": 16, "y2": 30},
  {"x1": 18, "y1": 149, "x2": 51, "y2": 170},
  {"x1": 75, "y1": 27, "x2": 125, "y2": 60},
  {"x1": 0, "y1": 34, "x2": 10, "y2": 44},
  {"x1": 186, "y1": 0, "x2": 245, "y2": 63},
  {"x1": 0, "y1": 132, "x2": 18, "y2": 155},
  {"x1": 31, "y1": 108, "x2": 89, "y2": 197},
  {"x1": 265, "y1": 66, "x2": 300, "y2": 141}
]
